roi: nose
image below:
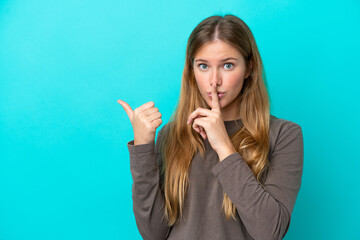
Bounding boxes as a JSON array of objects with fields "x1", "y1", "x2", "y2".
[{"x1": 210, "y1": 69, "x2": 222, "y2": 87}]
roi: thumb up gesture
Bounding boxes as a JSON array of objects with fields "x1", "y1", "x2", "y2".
[{"x1": 117, "y1": 100, "x2": 162, "y2": 145}]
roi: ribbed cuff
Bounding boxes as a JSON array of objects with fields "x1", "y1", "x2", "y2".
[
  {"x1": 127, "y1": 140, "x2": 155, "y2": 154},
  {"x1": 127, "y1": 139, "x2": 158, "y2": 171}
]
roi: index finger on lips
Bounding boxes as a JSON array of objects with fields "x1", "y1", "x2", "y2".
[{"x1": 211, "y1": 83, "x2": 221, "y2": 113}]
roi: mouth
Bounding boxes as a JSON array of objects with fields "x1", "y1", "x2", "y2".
[
  {"x1": 207, "y1": 92, "x2": 225, "y2": 99},
  {"x1": 207, "y1": 91, "x2": 225, "y2": 94}
]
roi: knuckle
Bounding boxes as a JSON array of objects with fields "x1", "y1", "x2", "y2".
[{"x1": 145, "y1": 121, "x2": 151, "y2": 129}]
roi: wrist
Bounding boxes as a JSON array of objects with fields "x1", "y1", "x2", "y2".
[
  {"x1": 217, "y1": 145, "x2": 237, "y2": 162},
  {"x1": 134, "y1": 139, "x2": 154, "y2": 145}
]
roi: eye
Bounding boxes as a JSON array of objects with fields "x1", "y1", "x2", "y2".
[
  {"x1": 198, "y1": 63, "x2": 208, "y2": 70},
  {"x1": 224, "y1": 63, "x2": 234, "y2": 70}
]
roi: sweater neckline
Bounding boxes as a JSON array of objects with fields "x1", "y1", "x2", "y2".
[
  {"x1": 223, "y1": 118, "x2": 243, "y2": 132},
  {"x1": 223, "y1": 115, "x2": 276, "y2": 131}
]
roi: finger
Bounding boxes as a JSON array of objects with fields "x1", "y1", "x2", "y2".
[
  {"x1": 192, "y1": 118, "x2": 208, "y2": 136},
  {"x1": 211, "y1": 83, "x2": 221, "y2": 113},
  {"x1": 187, "y1": 108, "x2": 213, "y2": 125},
  {"x1": 147, "y1": 111, "x2": 162, "y2": 123},
  {"x1": 197, "y1": 125, "x2": 206, "y2": 139},
  {"x1": 153, "y1": 118, "x2": 162, "y2": 129},
  {"x1": 137, "y1": 101, "x2": 155, "y2": 112},
  {"x1": 198, "y1": 128, "x2": 204, "y2": 139},
  {"x1": 192, "y1": 123, "x2": 201, "y2": 133},
  {"x1": 200, "y1": 126, "x2": 207, "y2": 139},
  {"x1": 117, "y1": 99, "x2": 134, "y2": 119},
  {"x1": 144, "y1": 106, "x2": 159, "y2": 117}
]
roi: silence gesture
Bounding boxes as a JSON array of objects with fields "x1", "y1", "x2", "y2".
[
  {"x1": 186, "y1": 83, "x2": 236, "y2": 161},
  {"x1": 118, "y1": 100, "x2": 162, "y2": 145}
]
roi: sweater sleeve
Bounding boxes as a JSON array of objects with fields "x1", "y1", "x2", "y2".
[
  {"x1": 211, "y1": 123, "x2": 304, "y2": 240},
  {"x1": 127, "y1": 126, "x2": 171, "y2": 240}
]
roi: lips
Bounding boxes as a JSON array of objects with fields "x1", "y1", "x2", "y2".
[
  {"x1": 207, "y1": 91, "x2": 225, "y2": 94},
  {"x1": 207, "y1": 92, "x2": 225, "y2": 99}
]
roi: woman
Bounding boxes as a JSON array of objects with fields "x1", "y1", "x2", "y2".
[{"x1": 118, "y1": 14, "x2": 304, "y2": 240}]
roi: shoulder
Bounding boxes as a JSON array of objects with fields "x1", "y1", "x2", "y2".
[
  {"x1": 269, "y1": 114, "x2": 303, "y2": 155},
  {"x1": 270, "y1": 114, "x2": 302, "y2": 133}
]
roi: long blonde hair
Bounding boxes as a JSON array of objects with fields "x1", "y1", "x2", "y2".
[{"x1": 159, "y1": 14, "x2": 271, "y2": 226}]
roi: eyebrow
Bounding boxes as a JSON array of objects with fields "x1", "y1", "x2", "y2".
[{"x1": 194, "y1": 57, "x2": 238, "y2": 63}]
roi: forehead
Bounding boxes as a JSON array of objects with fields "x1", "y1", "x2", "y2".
[{"x1": 194, "y1": 40, "x2": 243, "y2": 60}]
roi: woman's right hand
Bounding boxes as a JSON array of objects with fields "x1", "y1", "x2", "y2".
[{"x1": 117, "y1": 100, "x2": 162, "y2": 145}]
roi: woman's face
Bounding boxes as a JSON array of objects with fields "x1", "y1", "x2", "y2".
[{"x1": 193, "y1": 40, "x2": 251, "y2": 121}]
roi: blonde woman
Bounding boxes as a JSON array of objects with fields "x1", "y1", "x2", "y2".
[{"x1": 118, "y1": 14, "x2": 304, "y2": 240}]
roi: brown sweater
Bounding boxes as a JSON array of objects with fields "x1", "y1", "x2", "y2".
[{"x1": 127, "y1": 115, "x2": 304, "y2": 240}]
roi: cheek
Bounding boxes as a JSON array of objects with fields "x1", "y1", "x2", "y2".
[
  {"x1": 194, "y1": 74, "x2": 207, "y2": 91},
  {"x1": 227, "y1": 73, "x2": 245, "y2": 90}
]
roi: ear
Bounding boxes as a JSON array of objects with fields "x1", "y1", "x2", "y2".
[{"x1": 245, "y1": 60, "x2": 253, "y2": 79}]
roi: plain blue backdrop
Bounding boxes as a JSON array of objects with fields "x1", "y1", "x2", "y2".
[{"x1": 1, "y1": 0, "x2": 359, "y2": 239}]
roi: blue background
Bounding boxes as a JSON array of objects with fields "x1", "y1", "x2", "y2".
[{"x1": 1, "y1": 0, "x2": 359, "y2": 239}]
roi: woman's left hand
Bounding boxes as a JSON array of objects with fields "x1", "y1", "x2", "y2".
[{"x1": 187, "y1": 83, "x2": 237, "y2": 161}]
